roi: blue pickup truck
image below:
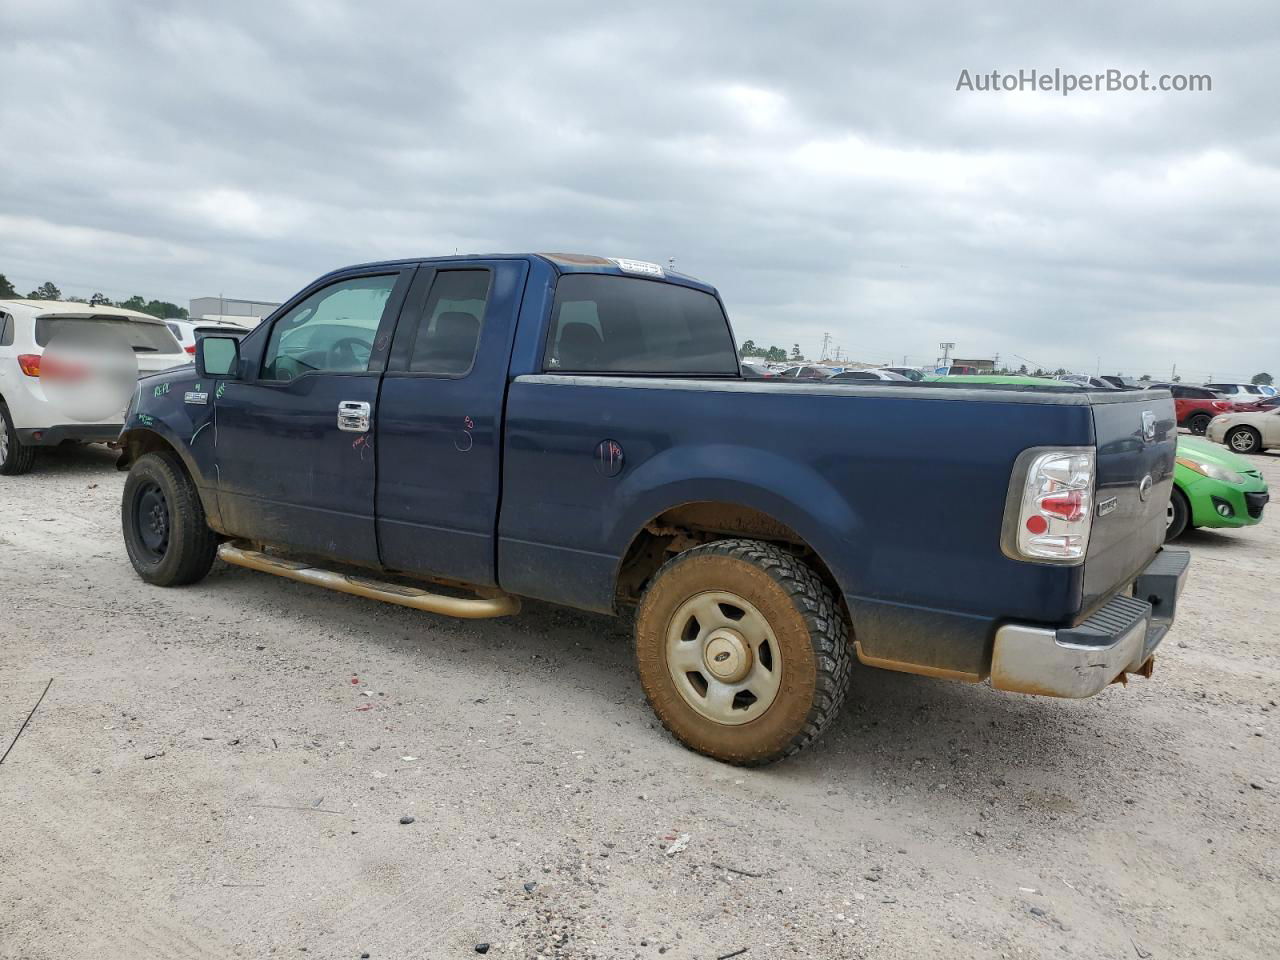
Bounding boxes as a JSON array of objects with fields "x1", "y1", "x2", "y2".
[{"x1": 117, "y1": 253, "x2": 1189, "y2": 765}]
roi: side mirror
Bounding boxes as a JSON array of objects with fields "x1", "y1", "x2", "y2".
[{"x1": 197, "y1": 336, "x2": 241, "y2": 379}]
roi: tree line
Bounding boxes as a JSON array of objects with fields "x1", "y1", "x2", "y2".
[
  {"x1": 0, "y1": 272, "x2": 188, "y2": 320},
  {"x1": 739, "y1": 340, "x2": 804, "y2": 363}
]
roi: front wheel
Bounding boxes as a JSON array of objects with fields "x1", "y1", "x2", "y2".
[
  {"x1": 1165, "y1": 488, "x2": 1191, "y2": 540},
  {"x1": 634, "y1": 539, "x2": 852, "y2": 766},
  {"x1": 1186, "y1": 413, "x2": 1212, "y2": 436},
  {"x1": 1227, "y1": 426, "x2": 1262, "y2": 454},
  {"x1": 122, "y1": 452, "x2": 218, "y2": 585}
]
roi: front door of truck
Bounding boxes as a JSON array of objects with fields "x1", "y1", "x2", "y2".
[
  {"x1": 373, "y1": 259, "x2": 527, "y2": 586},
  {"x1": 212, "y1": 267, "x2": 414, "y2": 568}
]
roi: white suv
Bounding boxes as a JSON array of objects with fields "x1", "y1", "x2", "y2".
[
  {"x1": 1203, "y1": 382, "x2": 1267, "y2": 403},
  {"x1": 164, "y1": 317, "x2": 251, "y2": 356},
  {"x1": 0, "y1": 300, "x2": 189, "y2": 475}
]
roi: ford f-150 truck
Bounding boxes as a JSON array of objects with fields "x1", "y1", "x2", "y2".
[{"x1": 116, "y1": 253, "x2": 1189, "y2": 765}]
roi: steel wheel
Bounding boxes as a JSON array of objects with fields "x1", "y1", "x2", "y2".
[
  {"x1": 665, "y1": 590, "x2": 782, "y2": 725},
  {"x1": 132, "y1": 480, "x2": 171, "y2": 561}
]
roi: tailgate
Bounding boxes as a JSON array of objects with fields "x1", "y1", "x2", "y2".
[{"x1": 1081, "y1": 391, "x2": 1178, "y2": 613}]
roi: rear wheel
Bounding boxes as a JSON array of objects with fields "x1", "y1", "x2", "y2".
[
  {"x1": 122, "y1": 451, "x2": 218, "y2": 585},
  {"x1": 1186, "y1": 413, "x2": 1212, "y2": 436},
  {"x1": 1227, "y1": 426, "x2": 1261, "y2": 454},
  {"x1": 634, "y1": 539, "x2": 852, "y2": 766},
  {"x1": 1165, "y1": 488, "x2": 1190, "y2": 540},
  {"x1": 0, "y1": 403, "x2": 36, "y2": 476}
]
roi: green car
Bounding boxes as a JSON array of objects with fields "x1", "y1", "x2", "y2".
[
  {"x1": 922, "y1": 374, "x2": 1080, "y2": 389},
  {"x1": 1168, "y1": 435, "x2": 1269, "y2": 540}
]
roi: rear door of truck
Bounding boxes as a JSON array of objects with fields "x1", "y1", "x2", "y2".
[
  {"x1": 373, "y1": 259, "x2": 529, "y2": 586},
  {"x1": 1082, "y1": 390, "x2": 1178, "y2": 613}
]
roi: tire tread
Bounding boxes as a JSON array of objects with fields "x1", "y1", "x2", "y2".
[
  {"x1": 639, "y1": 538, "x2": 852, "y2": 766},
  {"x1": 0, "y1": 403, "x2": 37, "y2": 476},
  {"x1": 123, "y1": 451, "x2": 218, "y2": 585}
]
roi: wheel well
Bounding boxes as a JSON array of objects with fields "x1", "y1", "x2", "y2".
[
  {"x1": 117, "y1": 428, "x2": 180, "y2": 471},
  {"x1": 615, "y1": 501, "x2": 843, "y2": 612}
]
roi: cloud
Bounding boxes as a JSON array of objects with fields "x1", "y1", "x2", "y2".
[{"x1": 0, "y1": 0, "x2": 1276, "y2": 379}]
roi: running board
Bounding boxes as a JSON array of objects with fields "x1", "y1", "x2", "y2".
[{"x1": 216, "y1": 543, "x2": 521, "y2": 619}]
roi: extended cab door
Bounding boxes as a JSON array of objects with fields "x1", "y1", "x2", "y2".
[
  {"x1": 211, "y1": 268, "x2": 414, "y2": 567},
  {"x1": 374, "y1": 259, "x2": 528, "y2": 585}
]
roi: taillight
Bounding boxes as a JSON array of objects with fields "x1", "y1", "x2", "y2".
[
  {"x1": 17, "y1": 354, "x2": 41, "y2": 377},
  {"x1": 1212, "y1": 401, "x2": 1230, "y2": 411},
  {"x1": 185, "y1": 345, "x2": 196, "y2": 354},
  {"x1": 1006, "y1": 448, "x2": 1095, "y2": 562}
]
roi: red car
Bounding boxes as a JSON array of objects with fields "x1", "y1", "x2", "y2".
[
  {"x1": 1239, "y1": 395, "x2": 1280, "y2": 412},
  {"x1": 1149, "y1": 383, "x2": 1238, "y2": 435}
]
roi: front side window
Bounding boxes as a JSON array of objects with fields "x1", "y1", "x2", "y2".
[
  {"x1": 262, "y1": 274, "x2": 396, "y2": 381},
  {"x1": 544, "y1": 274, "x2": 737, "y2": 375},
  {"x1": 407, "y1": 270, "x2": 490, "y2": 375}
]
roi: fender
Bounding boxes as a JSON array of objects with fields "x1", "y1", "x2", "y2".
[
  {"x1": 117, "y1": 422, "x2": 222, "y2": 529},
  {"x1": 605, "y1": 443, "x2": 865, "y2": 594}
]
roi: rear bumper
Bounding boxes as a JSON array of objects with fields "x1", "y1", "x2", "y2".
[
  {"x1": 17, "y1": 424, "x2": 122, "y2": 446},
  {"x1": 990, "y1": 548, "x2": 1190, "y2": 698}
]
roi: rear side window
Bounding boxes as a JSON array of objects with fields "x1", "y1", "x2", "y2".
[
  {"x1": 0, "y1": 312, "x2": 12, "y2": 347},
  {"x1": 35, "y1": 316, "x2": 180, "y2": 353},
  {"x1": 408, "y1": 270, "x2": 490, "y2": 375},
  {"x1": 544, "y1": 274, "x2": 738, "y2": 375}
]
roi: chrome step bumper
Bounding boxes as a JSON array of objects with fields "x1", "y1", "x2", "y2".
[{"x1": 990, "y1": 548, "x2": 1190, "y2": 698}]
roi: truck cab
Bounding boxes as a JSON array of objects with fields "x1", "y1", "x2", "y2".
[{"x1": 117, "y1": 253, "x2": 1188, "y2": 766}]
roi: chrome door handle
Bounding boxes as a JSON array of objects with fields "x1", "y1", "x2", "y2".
[{"x1": 337, "y1": 400, "x2": 371, "y2": 432}]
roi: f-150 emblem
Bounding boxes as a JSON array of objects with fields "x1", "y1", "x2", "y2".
[{"x1": 1142, "y1": 410, "x2": 1156, "y2": 443}]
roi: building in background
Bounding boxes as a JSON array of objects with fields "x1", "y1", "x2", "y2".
[
  {"x1": 188, "y1": 296, "x2": 281, "y2": 327},
  {"x1": 950, "y1": 357, "x2": 996, "y2": 374}
]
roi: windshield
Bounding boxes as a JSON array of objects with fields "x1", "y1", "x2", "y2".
[{"x1": 36, "y1": 316, "x2": 182, "y2": 353}]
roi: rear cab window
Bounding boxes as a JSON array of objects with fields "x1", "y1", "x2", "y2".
[
  {"x1": 36, "y1": 316, "x2": 182, "y2": 353},
  {"x1": 544, "y1": 274, "x2": 738, "y2": 375}
]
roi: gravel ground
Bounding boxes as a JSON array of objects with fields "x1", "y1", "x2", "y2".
[{"x1": 1, "y1": 444, "x2": 1277, "y2": 960}]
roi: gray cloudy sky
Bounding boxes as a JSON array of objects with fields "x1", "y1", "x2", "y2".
[{"x1": 2, "y1": 0, "x2": 1277, "y2": 379}]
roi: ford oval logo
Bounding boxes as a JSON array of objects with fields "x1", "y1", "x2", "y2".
[{"x1": 1139, "y1": 475, "x2": 1154, "y2": 502}]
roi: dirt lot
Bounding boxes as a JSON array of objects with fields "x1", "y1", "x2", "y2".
[{"x1": 1, "y1": 445, "x2": 1277, "y2": 960}]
